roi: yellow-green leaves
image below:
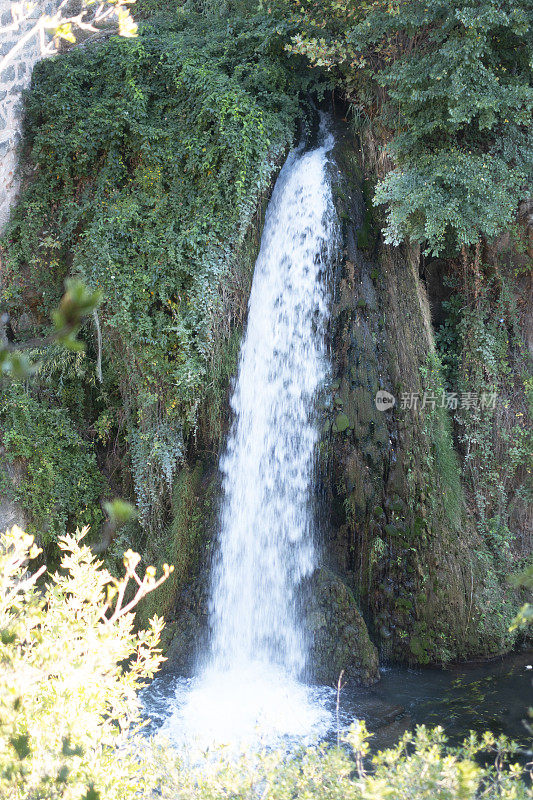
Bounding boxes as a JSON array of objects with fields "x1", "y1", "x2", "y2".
[
  {"x1": 0, "y1": 525, "x2": 169, "y2": 799},
  {"x1": 52, "y1": 279, "x2": 102, "y2": 352},
  {"x1": 104, "y1": 499, "x2": 137, "y2": 527},
  {"x1": 117, "y1": 6, "x2": 138, "y2": 38}
]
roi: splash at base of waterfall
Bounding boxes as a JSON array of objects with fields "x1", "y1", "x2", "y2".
[{"x1": 151, "y1": 664, "x2": 334, "y2": 753}]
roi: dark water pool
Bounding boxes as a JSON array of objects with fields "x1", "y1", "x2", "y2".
[{"x1": 345, "y1": 651, "x2": 533, "y2": 750}]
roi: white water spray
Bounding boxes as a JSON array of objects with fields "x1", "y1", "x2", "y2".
[{"x1": 158, "y1": 119, "x2": 340, "y2": 749}]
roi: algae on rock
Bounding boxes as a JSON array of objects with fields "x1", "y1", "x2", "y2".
[{"x1": 322, "y1": 123, "x2": 526, "y2": 666}]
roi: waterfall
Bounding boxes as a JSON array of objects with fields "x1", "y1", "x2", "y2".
[
  {"x1": 158, "y1": 118, "x2": 340, "y2": 749},
  {"x1": 209, "y1": 120, "x2": 339, "y2": 677}
]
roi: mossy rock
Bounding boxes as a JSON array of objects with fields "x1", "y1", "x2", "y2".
[
  {"x1": 163, "y1": 575, "x2": 210, "y2": 673},
  {"x1": 391, "y1": 497, "x2": 406, "y2": 513},
  {"x1": 412, "y1": 516, "x2": 425, "y2": 536},
  {"x1": 304, "y1": 568, "x2": 380, "y2": 685},
  {"x1": 333, "y1": 412, "x2": 351, "y2": 433},
  {"x1": 409, "y1": 635, "x2": 431, "y2": 664}
]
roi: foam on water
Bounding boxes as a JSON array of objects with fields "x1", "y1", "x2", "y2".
[{"x1": 156, "y1": 665, "x2": 335, "y2": 754}]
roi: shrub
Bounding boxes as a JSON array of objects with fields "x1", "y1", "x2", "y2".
[
  {"x1": 0, "y1": 525, "x2": 169, "y2": 799},
  {"x1": 0, "y1": 383, "x2": 105, "y2": 547},
  {"x1": 0, "y1": 525, "x2": 528, "y2": 799},
  {"x1": 1, "y1": 7, "x2": 317, "y2": 532}
]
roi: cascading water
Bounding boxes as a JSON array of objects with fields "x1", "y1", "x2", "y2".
[
  {"x1": 209, "y1": 122, "x2": 339, "y2": 679},
  {"x1": 151, "y1": 118, "x2": 341, "y2": 750}
]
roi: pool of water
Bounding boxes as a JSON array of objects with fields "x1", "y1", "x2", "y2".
[
  {"x1": 344, "y1": 650, "x2": 533, "y2": 750},
  {"x1": 142, "y1": 650, "x2": 532, "y2": 755}
]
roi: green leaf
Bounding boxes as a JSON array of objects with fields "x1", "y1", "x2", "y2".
[
  {"x1": 82, "y1": 786, "x2": 101, "y2": 800},
  {"x1": 103, "y1": 499, "x2": 137, "y2": 526},
  {"x1": 62, "y1": 736, "x2": 83, "y2": 757},
  {"x1": 10, "y1": 734, "x2": 30, "y2": 760}
]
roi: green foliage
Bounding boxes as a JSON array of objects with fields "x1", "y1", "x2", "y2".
[
  {"x1": 0, "y1": 525, "x2": 166, "y2": 799},
  {"x1": 284, "y1": 0, "x2": 533, "y2": 254},
  {"x1": 509, "y1": 564, "x2": 533, "y2": 631},
  {"x1": 0, "y1": 384, "x2": 105, "y2": 546},
  {"x1": 455, "y1": 287, "x2": 531, "y2": 544},
  {"x1": 1, "y1": 8, "x2": 313, "y2": 531},
  {"x1": 134, "y1": 0, "x2": 181, "y2": 17},
  {"x1": 150, "y1": 722, "x2": 529, "y2": 799},
  {"x1": 373, "y1": 149, "x2": 527, "y2": 255},
  {"x1": 137, "y1": 462, "x2": 208, "y2": 628},
  {"x1": 434, "y1": 288, "x2": 464, "y2": 389},
  {"x1": 434, "y1": 271, "x2": 532, "y2": 648},
  {"x1": 0, "y1": 526, "x2": 530, "y2": 799}
]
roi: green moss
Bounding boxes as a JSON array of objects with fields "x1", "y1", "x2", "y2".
[
  {"x1": 333, "y1": 412, "x2": 350, "y2": 433},
  {"x1": 137, "y1": 462, "x2": 211, "y2": 630},
  {"x1": 356, "y1": 180, "x2": 379, "y2": 254},
  {"x1": 420, "y1": 352, "x2": 464, "y2": 531},
  {"x1": 409, "y1": 634, "x2": 430, "y2": 664}
]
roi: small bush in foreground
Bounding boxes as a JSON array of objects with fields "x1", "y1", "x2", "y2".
[
  {"x1": 0, "y1": 525, "x2": 529, "y2": 799},
  {"x1": 0, "y1": 526, "x2": 169, "y2": 799}
]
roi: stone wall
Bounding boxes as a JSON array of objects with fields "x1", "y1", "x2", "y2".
[{"x1": 0, "y1": 0, "x2": 57, "y2": 230}]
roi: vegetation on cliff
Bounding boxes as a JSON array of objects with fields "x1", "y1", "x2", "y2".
[
  {"x1": 0, "y1": 0, "x2": 530, "y2": 672},
  {"x1": 284, "y1": 0, "x2": 533, "y2": 254},
  {"x1": 286, "y1": 0, "x2": 532, "y2": 664},
  {"x1": 0, "y1": 5, "x2": 316, "y2": 546},
  {"x1": 0, "y1": 2, "x2": 531, "y2": 792}
]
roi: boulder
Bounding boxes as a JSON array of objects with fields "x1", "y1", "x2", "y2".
[{"x1": 303, "y1": 567, "x2": 380, "y2": 686}]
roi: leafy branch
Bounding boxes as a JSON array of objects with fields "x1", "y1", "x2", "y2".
[
  {"x1": 101, "y1": 546, "x2": 174, "y2": 624},
  {"x1": 0, "y1": 279, "x2": 101, "y2": 379},
  {"x1": 0, "y1": 0, "x2": 137, "y2": 73}
]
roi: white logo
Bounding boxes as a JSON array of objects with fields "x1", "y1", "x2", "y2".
[{"x1": 375, "y1": 390, "x2": 396, "y2": 411}]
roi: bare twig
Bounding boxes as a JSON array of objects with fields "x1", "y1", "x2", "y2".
[
  {"x1": 0, "y1": 0, "x2": 137, "y2": 73},
  {"x1": 336, "y1": 668, "x2": 345, "y2": 747}
]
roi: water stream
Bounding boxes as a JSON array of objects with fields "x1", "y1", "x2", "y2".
[
  {"x1": 150, "y1": 118, "x2": 341, "y2": 750},
  {"x1": 209, "y1": 121, "x2": 338, "y2": 678}
]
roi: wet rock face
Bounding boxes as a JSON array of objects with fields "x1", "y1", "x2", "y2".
[
  {"x1": 322, "y1": 124, "x2": 475, "y2": 666},
  {"x1": 303, "y1": 568, "x2": 379, "y2": 686},
  {"x1": 163, "y1": 566, "x2": 380, "y2": 687},
  {"x1": 163, "y1": 574, "x2": 210, "y2": 676}
]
